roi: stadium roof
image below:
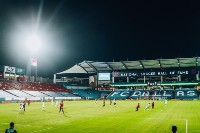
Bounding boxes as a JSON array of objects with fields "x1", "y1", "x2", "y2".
[{"x1": 56, "y1": 57, "x2": 200, "y2": 74}]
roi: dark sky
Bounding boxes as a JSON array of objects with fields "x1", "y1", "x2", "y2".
[{"x1": 0, "y1": 0, "x2": 200, "y2": 78}]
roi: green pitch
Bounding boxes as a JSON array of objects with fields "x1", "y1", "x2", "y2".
[{"x1": 0, "y1": 100, "x2": 200, "y2": 133}]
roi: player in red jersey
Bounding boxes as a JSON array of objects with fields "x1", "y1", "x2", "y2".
[
  {"x1": 110, "y1": 99, "x2": 112, "y2": 105},
  {"x1": 102, "y1": 94, "x2": 108, "y2": 107},
  {"x1": 102, "y1": 99, "x2": 105, "y2": 107},
  {"x1": 59, "y1": 100, "x2": 64, "y2": 114},
  {"x1": 152, "y1": 101, "x2": 154, "y2": 109},
  {"x1": 136, "y1": 103, "x2": 140, "y2": 111}
]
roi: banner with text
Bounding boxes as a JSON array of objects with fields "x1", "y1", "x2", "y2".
[
  {"x1": 175, "y1": 89, "x2": 198, "y2": 99},
  {"x1": 15, "y1": 68, "x2": 26, "y2": 75},
  {"x1": 112, "y1": 68, "x2": 198, "y2": 77},
  {"x1": 107, "y1": 89, "x2": 198, "y2": 99},
  {"x1": 4, "y1": 66, "x2": 15, "y2": 73}
]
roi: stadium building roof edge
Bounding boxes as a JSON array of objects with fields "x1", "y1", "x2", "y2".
[{"x1": 56, "y1": 57, "x2": 200, "y2": 74}]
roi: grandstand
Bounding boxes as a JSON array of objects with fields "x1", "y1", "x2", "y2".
[
  {"x1": 55, "y1": 57, "x2": 200, "y2": 100},
  {"x1": 0, "y1": 57, "x2": 200, "y2": 101},
  {"x1": 0, "y1": 79, "x2": 80, "y2": 100}
]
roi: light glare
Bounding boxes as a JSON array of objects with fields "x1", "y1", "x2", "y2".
[{"x1": 25, "y1": 34, "x2": 43, "y2": 53}]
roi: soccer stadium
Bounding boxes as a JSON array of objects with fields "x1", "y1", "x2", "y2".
[
  {"x1": 1, "y1": 57, "x2": 200, "y2": 133},
  {"x1": 1, "y1": 1, "x2": 200, "y2": 133}
]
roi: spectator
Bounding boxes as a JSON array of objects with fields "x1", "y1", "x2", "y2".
[
  {"x1": 172, "y1": 126, "x2": 177, "y2": 133},
  {"x1": 5, "y1": 122, "x2": 17, "y2": 133}
]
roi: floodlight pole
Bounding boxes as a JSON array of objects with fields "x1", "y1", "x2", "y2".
[{"x1": 35, "y1": 65, "x2": 37, "y2": 82}]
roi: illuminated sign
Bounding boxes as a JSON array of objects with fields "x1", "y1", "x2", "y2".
[
  {"x1": 4, "y1": 66, "x2": 15, "y2": 73},
  {"x1": 98, "y1": 73, "x2": 110, "y2": 80},
  {"x1": 112, "y1": 68, "x2": 198, "y2": 77}
]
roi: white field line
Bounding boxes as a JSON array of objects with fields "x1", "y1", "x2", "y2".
[{"x1": 186, "y1": 119, "x2": 188, "y2": 133}]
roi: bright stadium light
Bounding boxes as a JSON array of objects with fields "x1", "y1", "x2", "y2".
[
  {"x1": 24, "y1": 33, "x2": 43, "y2": 53},
  {"x1": 6, "y1": 0, "x2": 63, "y2": 75}
]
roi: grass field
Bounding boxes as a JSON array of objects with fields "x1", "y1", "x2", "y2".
[{"x1": 0, "y1": 100, "x2": 200, "y2": 133}]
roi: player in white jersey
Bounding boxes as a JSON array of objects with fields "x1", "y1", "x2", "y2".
[
  {"x1": 19, "y1": 101, "x2": 24, "y2": 113},
  {"x1": 51, "y1": 98, "x2": 54, "y2": 105},
  {"x1": 164, "y1": 99, "x2": 167, "y2": 106},
  {"x1": 95, "y1": 99, "x2": 98, "y2": 104},
  {"x1": 145, "y1": 103, "x2": 150, "y2": 110},
  {"x1": 42, "y1": 100, "x2": 45, "y2": 110}
]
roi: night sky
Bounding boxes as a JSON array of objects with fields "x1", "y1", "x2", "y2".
[{"x1": 0, "y1": 0, "x2": 200, "y2": 77}]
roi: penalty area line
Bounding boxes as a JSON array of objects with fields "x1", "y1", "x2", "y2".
[{"x1": 186, "y1": 119, "x2": 188, "y2": 133}]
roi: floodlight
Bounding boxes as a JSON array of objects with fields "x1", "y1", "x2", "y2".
[{"x1": 24, "y1": 33, "x2": 43, "y2": 53}]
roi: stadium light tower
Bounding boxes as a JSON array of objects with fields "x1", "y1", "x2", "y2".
[
  {"x1": 7, "y1": 0, "x2": 55, "y2": 81},
  {"x1": 24, "y1": 33, "x2": 43, "y2": 81}
]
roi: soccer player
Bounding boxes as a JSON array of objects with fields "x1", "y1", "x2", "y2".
[
  {"x1": 42, "y1": 100, "x2": 45, "y2": 110},
  {"x1": 19, "y1": 101, "x2": 24, "y2": 113},
  {"x1": 59, "y1": 100, "x2": 64, "y2": 114},
  {"x1": 113, "y1": 98, "x2": 116, "y2": 107},
  {"x1": 5, "y1": 122, "x2": 17, "y2": 133},
  {"x1": 145, "y1": 103, "x2": 150, "y2": 110},
  {"x1": 95, "y1": 99, "x2": 98, "y2": 104},
  {"x1": 102, "y1": 94, "x2": 108, "y2": 107},
  {"x1": 136, "y1": 103, "x2": 140, "y2": 111},
  {"x1": 110, "y1": 99, "x2": 112, "y2": 105},
  {"x1": 104, "y1": 94, "x2": 108, "y2": 100},
  {"x1": 23, "y1": 101, "x2": 26, "y2": 112},
  {"x1": 102, "y1": 99, "x2": 105, "y2": 107},
  {"x1": 164, "y1": 99, "x2": 167, "y2": 106},
  {"x1": 152, "y1": 101, "x2": 154, "y2": 109}
]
